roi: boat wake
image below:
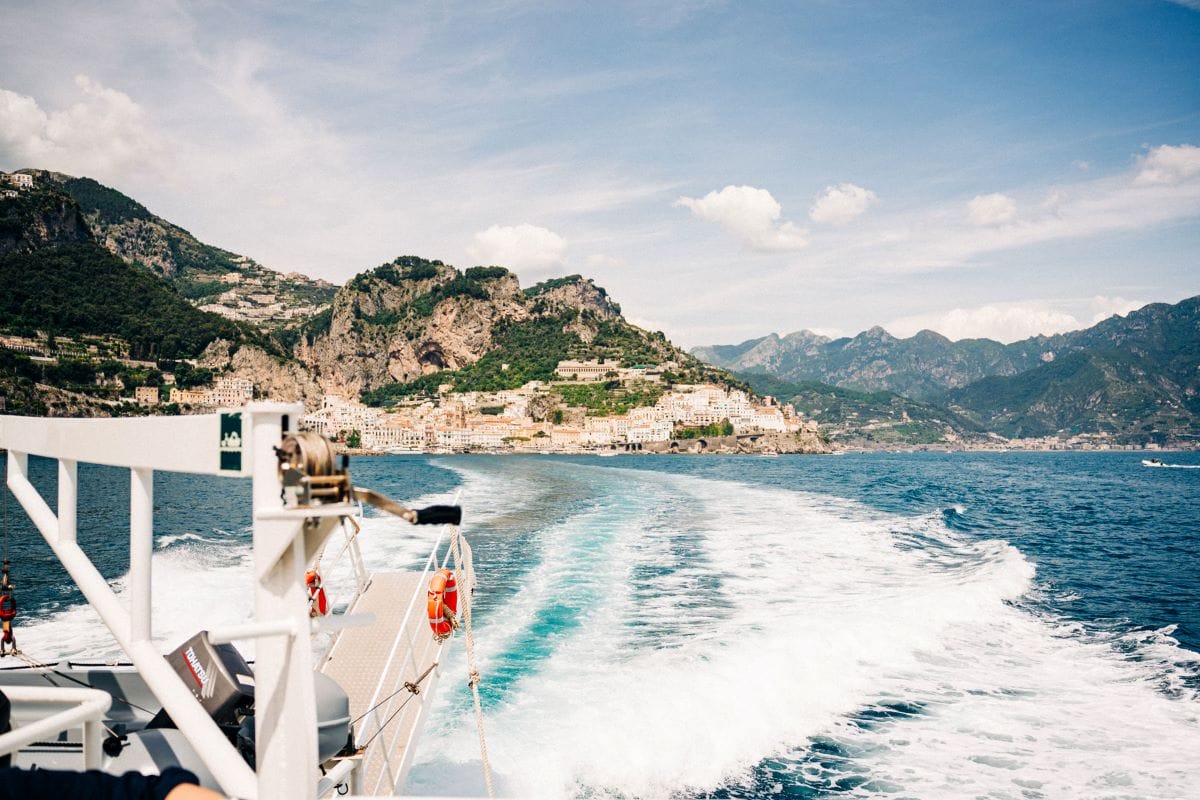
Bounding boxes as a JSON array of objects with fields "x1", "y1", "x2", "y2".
[{"x1": 405, "y1": 460, "x2": 1200, "y2": 800}]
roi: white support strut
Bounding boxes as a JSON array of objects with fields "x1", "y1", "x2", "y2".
[
  {"x1": 0, "y1": 685, "x2": 111, "y2": 769},
  {"x1": 130, "y1": 467, "x2": 153, "y2": 644},
  {"x1": 249, "y1": 403, "x2": 321, "y2": 800}
]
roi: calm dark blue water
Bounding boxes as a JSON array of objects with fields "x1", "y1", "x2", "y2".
[{"x1": 5, "y1": 451, "x2": 1199, "y2": 798}]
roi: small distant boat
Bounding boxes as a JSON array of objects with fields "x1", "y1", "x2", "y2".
[
  {"x1": 596, "y1": 450, "x2": 618, "y2": 457},
  {"x1": 1141, "y1": 457, "x2": 1200, "y2": 469}
]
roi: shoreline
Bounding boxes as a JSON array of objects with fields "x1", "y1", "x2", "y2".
[{"x1": 333, "y1": 444, "x2": 1196, "y2": 457}]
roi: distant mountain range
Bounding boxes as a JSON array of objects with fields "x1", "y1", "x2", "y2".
[{"x1": 694, "y1": 298, "x2": 1200, "y2": 445}]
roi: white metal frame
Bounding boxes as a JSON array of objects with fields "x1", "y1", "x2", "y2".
[
  {"x1": 0, "y1": 404, "x2": 350, "y2": 800},
  {"x1": 0, "y1": 685, "x2": 110, "y2": 769}
]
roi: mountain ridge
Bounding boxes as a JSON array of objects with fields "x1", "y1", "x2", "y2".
[
  {"x1": 12, "y1": 169, "x2": 336, "y2": 330},
  {"x1": 695, "y1": 297, "x2": 1200, "y2": 445}
]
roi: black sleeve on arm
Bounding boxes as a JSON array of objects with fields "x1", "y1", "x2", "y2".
[{"x1": 0, "y1": 765, "x2": 202, "y2": 800}]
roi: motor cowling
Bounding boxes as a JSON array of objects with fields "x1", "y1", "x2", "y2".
[{"x1": 161, "y1": 631, "x2": 254, "y2": 728}]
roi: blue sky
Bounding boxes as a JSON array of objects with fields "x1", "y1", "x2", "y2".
[{"x1": 1, "y1": 0, "x2": 1197, "y2": 346}]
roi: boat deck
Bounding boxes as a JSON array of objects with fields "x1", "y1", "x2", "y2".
[{"x1": 320, "y1": 571, "x2": 443, "y2": 795}]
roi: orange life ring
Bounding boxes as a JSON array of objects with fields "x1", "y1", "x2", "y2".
[
  {"x1": 427, "y1": 568, "x2": 458, "y2": 639},
  {"x1": 306, "y1": 569, "x2": 328, "y2": 617}
]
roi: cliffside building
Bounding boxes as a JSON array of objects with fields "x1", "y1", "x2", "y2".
[
  {"x1": 135, "y1": 387, "x2": 160, "y2": 407},
  {"x1": 1, "y1": 172, "x2": 33, "y2": 189},
  {"x1": 555, "y1": 360, "x2": 614, "y2": 382}
]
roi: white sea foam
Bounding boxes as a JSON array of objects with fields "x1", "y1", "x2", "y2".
[
  {"x1": 16, "y1": 532, "x2": 256, "y2": 660},
  {"x1": 406, "y1": 464, "x2": 1200, "y2": 799}
]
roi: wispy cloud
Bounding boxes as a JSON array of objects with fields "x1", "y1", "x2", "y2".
[
  {"x1": 809, "y1": 183, "x2": 879, "y2": 224},
  {"x1": 675, "y1": 185, "x2": 809, "y2": 251},
  {"x1": 966, "y1": 193, "x2": 1017, "y2": 226},
  {"x1": 886, "y1": 301, "x2": 1085, "y2": 342},
  {"x1": 884, "y1": 295, "x2": 1148, "y2": 343},
  {"x1": 800, "y1": 144, "x2": 1200, "y2": 275}
]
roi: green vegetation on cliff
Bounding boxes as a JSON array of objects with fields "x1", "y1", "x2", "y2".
[
  {"x1": 57, "y1": 176, "x2": 154, "y2": 225},
  {"x1": 552, "y1": 381, "x2": 665, "y2": 415},
  {"x1": 364, "y1": 313, "x2": 583, "y2": 404},
  {"x1": 675, "y1": 419, "x2": 734, "y2": 439},
  {"x1": 0, "y1": 185, "x2": 92, "y2": 251},
  {"x1": 946, "y1": 348, "x2": 1200, "y2": 443},
  {"x1": 0, "y1": 243, "x2": 263, "y2": 359}
]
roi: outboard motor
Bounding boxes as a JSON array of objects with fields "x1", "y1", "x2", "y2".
[
  {"x1": 236, "y1": 672, "x2": 351, "y2": 767},
  {"x1": 138, "y1": 631, "x2": 351, "y2": 769},
  {"x1": 153, "y1": 631, "x2": 255, "y2": 736}
]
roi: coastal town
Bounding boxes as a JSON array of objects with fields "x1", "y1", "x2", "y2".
[
  {"x1": 296, "y1": 362, "x2": 817, "y2": 454},
  {"x1": 147, "y1": 360, "x2": 816, "y2": 454},
  {"x1": 0, "y1": 325, "x2": 818, "y2": 453}
]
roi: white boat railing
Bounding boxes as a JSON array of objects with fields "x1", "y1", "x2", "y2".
[
  {"x1": 0, "y1": 685, "x2": 111, "y2": 769},
  {"x1": 0, "y1": 405, "x2": 337, "y2": 799},
  {"x1": 0, "y1": 408, "x2": 476, "y2": 799}
]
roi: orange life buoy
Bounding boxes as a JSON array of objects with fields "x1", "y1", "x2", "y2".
[
  {"x1": 306, "y1": 569, "x2": 328, "y2": 617},
  {"x1": 427, "y1": 568, "x2": 458, "y2": 639}
]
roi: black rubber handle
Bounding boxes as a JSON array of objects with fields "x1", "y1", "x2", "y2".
[{"x1": 414, "y1": 505, "x2": 462, "y2": 526}]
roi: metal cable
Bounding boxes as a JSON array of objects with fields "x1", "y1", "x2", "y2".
[
  {"x1": 9, "y1": 650, "x2": 157, "y2": 716},
  {"x1": 349, "y1": 661, "x2": 437, "y2": 728}
]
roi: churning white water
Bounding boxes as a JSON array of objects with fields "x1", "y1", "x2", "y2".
[{"x1": 406, "y1": 463, "x2": 1200, "y2": 799}]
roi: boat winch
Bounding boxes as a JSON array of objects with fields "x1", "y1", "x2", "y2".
[{"x1": 275, "y1": 431, "x2": 462, "y2": 526}]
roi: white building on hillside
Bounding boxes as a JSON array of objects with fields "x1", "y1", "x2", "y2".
[
  {"x1": 4, "y1": 172, "x2": 33, "y2": 189},
  {"x1": 555, "y1": 360, "x2": 615, "y2": 382},
  {"x1": 209, "y1": 376, "x2": 254, "y2": 407}
]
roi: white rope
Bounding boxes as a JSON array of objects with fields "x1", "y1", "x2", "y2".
[{"x1": 450, "y1": 526, "x2": 494, "y2": 799}]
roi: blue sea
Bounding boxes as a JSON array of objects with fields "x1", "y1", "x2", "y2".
[{"x1": 6, "y1": 451, "x2": 1200, "y2": 798}]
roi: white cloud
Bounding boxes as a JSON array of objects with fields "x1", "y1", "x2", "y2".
[
  {"x1": 966, "y1": 192, "x2": 1017, "y2": 226},
  {"x1": 1072, "y1": 160, "x2": 1090, "y2": 171},
  {"x1": 809, "y1": 183, "x2": 879, "y2": 224},
  {"x1": 467, "y1": 223, "x2": 567, "y2": 276},
  {"x1": 675, "y1": 185, "x2": 809, "y2": 251},
  {"x1": 0, "y1": 76, "x2": 162, "y2": 178},
  {"x1": 887, "y1": 301, "x2": 1084, "y2": 343},
  {"x1": 1089, "y1": 295, "x2": 1145, "y2": 324},
  {"x1": 1134, "y1": 143, "x2": 1200, "y2": 185}
]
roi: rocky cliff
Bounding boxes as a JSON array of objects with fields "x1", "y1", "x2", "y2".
[
  {"x1": 295, "y1": 259, "x2": 524, "y2": 396},
  {"x1": 199, "y1": 340, "x2": 324, "y2": 408},
  {"x1": 292, "y1": 258, "x2": 684, "y2": 402},
  {"x1": 694, "y1": 325, "x2": 1038, "y2": 400},
  {"x1": 703, "y1": 296, "x2": 1200, "y2": 445}
]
